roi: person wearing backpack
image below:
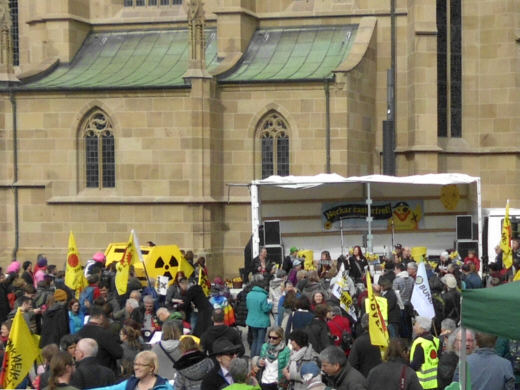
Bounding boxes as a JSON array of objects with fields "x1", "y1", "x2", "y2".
[
  {"x1": 304, "y1": 304, "x2": 334, "y2": 353},
  {"x1": 348, "y1": 314, "x2": 382, "y2": 378},
  {"x1": 327, "y1": 306, "x2": 352, "y2": 355},
  {"x1": 283, "y1": 330, "x2": 319, "y2": 390}
]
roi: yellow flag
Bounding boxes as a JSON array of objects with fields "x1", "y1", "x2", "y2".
[
  {"x1": 514, "y1": 269, "x2": 520, "y2": 282},
  {"x1": 178, "y1": 256, "x2": 194, "y2": 279},
  {"x1": 65, "y1": 231, "x2": 88, "y2": 298},
  {"x1": 366, "y1": 271, "x2": 389, "y2": 348},
  {"x1": 198, "y1": 267, "x2": 211, "y2": 297},
  {"x1": 1, "y1": 309, "x2": 40, "y2": 388},
  {"x1": 500, "y1": 200, "x2": 513, "y2": 269},
  {"x1": 115, "y1": 232, "x2": 138, "y2": 295}
]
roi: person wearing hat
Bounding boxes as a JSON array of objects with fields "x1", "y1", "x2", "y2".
[
  {"x1": 300, "y1": 361, "x2": 326, "y2": 390},
  {"x1": 441, "y1": 273, "x2": 461, "y2": 323},
  {"x1": 201, "y1": 339, "x2": 241, "y2": 390},
  {"x1": 39, "y1": 289, "x2": 70, "y2": 348},
  {"x1": 34, "y1": 256, "x2": 48, "y2": 288},
  {"x1": 6, "y1": 260, "x2": 21, "y2": 276},
  {"x1": 283, "y1": 247, "x2": 300, "y2": 274},
  {"x1": 288, "y1": 259, "x2": 303, "y2": 286}
]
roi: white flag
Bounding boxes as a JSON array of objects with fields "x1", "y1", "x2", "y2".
[
  {"x1": 410, "y1": 262, "x2": 435, "y2": 319},
  {"x1": 330, "y1": 262, "x2": 346, "y2": 299}
]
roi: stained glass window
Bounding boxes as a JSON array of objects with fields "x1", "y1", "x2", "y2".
[
  {"x1": 258, "y1": 112, "x2": 290, "y2": 179},
  {"x1": 82, "y1": 110, "x2": 115, "y2": 188}
]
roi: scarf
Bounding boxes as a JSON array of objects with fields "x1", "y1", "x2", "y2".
[
  {"x1": 266, "y1": 341, "x2": 286, "y2": 362},
  {"x1": 290, "y1": 346, "x2": 308, "y2": 363}
]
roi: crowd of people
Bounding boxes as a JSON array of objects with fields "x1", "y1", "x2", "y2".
[{"x1": 0, "y1": 242, "x2": 518, "y2": 390}]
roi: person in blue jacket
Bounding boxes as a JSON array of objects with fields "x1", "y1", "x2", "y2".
[
  {"x1": 91, "y1": 350, "x2": 173, "y2": 390},
  {"x1": 246, "y1": 278, "x2": 273, "y2": 357}
]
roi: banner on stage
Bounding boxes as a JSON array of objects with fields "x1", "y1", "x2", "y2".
[{"x1": 321, "y1": 200, "x2": 424, "y2": 231}]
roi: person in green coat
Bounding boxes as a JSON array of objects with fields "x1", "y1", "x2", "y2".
[
  {"x1": 253, "y1": 326, "x2": 291, "y2": 390},
  {"x1": 246, "y1": 280, "x2": 273, "y2": 357}
]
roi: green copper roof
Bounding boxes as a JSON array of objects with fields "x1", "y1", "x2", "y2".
[
  {"x1": 21, "y1": 29, "x2": 219, "y2": 90},
  {"x1": 219, "y1": 25, "x2": 357, "y2": 83}
]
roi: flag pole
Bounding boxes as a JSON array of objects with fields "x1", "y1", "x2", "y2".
[{"x1": 132, "y1": 230, "x2": 156, "y2": 293}]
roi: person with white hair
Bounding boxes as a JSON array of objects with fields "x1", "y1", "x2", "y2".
[
  {"x1": 409, "y1": 316, "x2": 440, "y2": 390},
  {"x1": 70, "y1": 338, "x2": 116, "y2": 388},
  {"x1": 437, "y1": 251, "x2": 452, "y2": 275}
]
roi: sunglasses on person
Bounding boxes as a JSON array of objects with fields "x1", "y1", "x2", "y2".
[{"x1": 268, "y1": 335, "x2": 280, "y2": 340}]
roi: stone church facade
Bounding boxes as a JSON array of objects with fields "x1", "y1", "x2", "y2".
[{"x1": 0, "y1": 0, "x2": 519, "y2": 277}]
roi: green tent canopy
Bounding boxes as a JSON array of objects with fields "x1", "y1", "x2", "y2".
[{"x1": 461, "y1": 281, "x2": 520, "y2": 339}]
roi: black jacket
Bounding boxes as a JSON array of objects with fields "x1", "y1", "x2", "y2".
[
  {"x1": 305, "y1": 318, "x2": 334, "y2": 353},
  {"x1": 367, "y1": 359, "x2": 422, "y2": 390},
  {"x1": 323, "y1": 362, "x2": 367, "y2": 390},
  {"x1": 234, "y1": 285, "x2": 253, "y2": 327},
  {"x1": 70, "y1": 356, "x2": 116, "y2": 389},
  {"x1": 348, "y1": 332, "x2": 382, "y2": 377},
  {"x1": 382, "y1": 288, "x2": 401, "y2": 325},
  {"x1": 200, "y1": 325, "x2": 244, "y2": 356},
  {"x1": 348, "y1": 256, "x2": 368, "y2": 282},
  {"x1": 182, "y1": 285, "x2": 213, "y2": 337},
  {"x1": 77, "y1": 323, "x2": 123, "y2": 373},
  {"x1": 200, "y1": 363, "x2": 229, "y2": 390},
  {"x1": 39, "y1": 303, "x2": 70, "y2": 348}
]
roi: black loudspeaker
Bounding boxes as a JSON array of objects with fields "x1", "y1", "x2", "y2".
[
  {"x1": 456, "y1": 240, "x2": 478, "y2": 260},
  {"x1": 456, "y1": 215, "x2": 473, "y2": 240},
  {"x1": 264, "y1": 220, "x2": 281, "y2": 245},
  {"x1": 266, "y1": 246, "x2": 283, "y2": 264}
]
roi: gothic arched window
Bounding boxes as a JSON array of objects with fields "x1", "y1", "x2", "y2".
[
  {"x1": 81, "y1": 109, "x2": 115, "y2": 188},
  {"x1": 257, "y1": 111, "x2": 290, "y2": 179}
]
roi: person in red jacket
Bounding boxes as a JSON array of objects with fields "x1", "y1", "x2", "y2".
[
  {"x1": 463, "y1": 249, "x2": 480, "y2": 272},
  {"x1": 327, "y1": 306, "x2": 352, "y2": 355}
]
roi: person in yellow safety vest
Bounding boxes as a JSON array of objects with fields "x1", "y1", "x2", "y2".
[{"x1": 410, "y1": 316, "x2": 440, "y2": 389}]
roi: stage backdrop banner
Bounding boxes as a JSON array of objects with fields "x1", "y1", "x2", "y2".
[{"x1": 322, "y1": 200, "x2": 424, "y2": 231}]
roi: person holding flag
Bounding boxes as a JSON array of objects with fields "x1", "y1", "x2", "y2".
[
  {"x1": 115, "y1": 231, "x2": 139, "y2": 296},
  {"x1": 198, "y1": 266, "x2": 211, "y2": 297},
  {"x1": 500, "y1": 199, "x2": 513, "y2": 270},
  {"x1": 0, "y1": 308, "x2": 40, "y2": 389},
  {"x1": 65, "y1": 231, "x2": 88, "y2": 298},
  {"x1": 365, "y1": 270, "x2": 389, "y2": 352}
]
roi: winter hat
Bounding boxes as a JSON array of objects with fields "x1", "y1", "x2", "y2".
[
  {"x1": 37, "y1": 257, "x2": 48, "y2": 268},
  {"x1": 301, "y1": 362, "x2": 321, "y2": 379},
  {"x1": 92, "y1": 252, "x2": 106, "y2": 263},
  {"x1": 7, "y1": 261, "x2": 21, "y2": 274},
  {"x1": 54, "y1": 289, "x2": 67, "y2": 302},
  {"x1": 440, "y1": 251, "x2": 450, "y2": 259},
  {"x1": 290, "y1": 247, "x2": 299, "y2": 254},
  {"x1": 441, "y1": 273, "x2": 457, "y2": 289},
  {"x1": 293, "y1": 259, "x2": 302, "y2": 267},
  {"x1": 213, "y1": 277, "x2": 224, "y2": 286},
  {"x1": 211, "y1": 339, "x2": 242, "y2": 356}
]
